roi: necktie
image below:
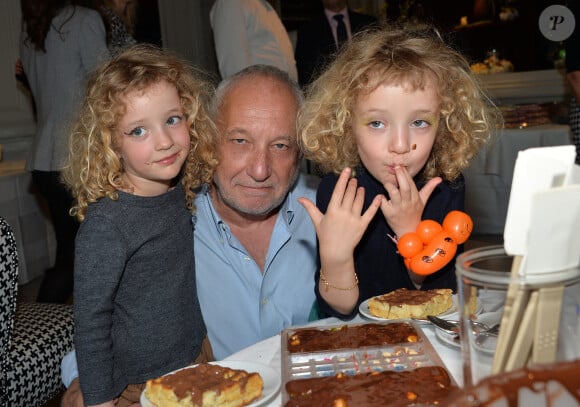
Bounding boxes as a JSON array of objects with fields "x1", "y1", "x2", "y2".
[{"x1": 333, "y1": 14, "x2": 347, "y2": 49}]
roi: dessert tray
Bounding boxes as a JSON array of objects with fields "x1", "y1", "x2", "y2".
[{"x1": 280, "y1": 321, "x2": 456, "y2": 404}]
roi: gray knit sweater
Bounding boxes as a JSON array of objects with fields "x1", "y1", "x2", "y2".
[{"x1": 74, "y1": 184, "x2": 206, "y2": 405}]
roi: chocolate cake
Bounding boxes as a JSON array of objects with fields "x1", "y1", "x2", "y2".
[
  {"x1": 284, "y1": 366, "x2": 457, "y2": 406},
  {"x1": 286, "y1": 322, "x2": 419, "y2": 353},
  {"x1": 368, "y1": 288, "x2": 453, "y2": 319},
  {"x1": 144, "y1": 363, "x2": 263, "y2": 407}
]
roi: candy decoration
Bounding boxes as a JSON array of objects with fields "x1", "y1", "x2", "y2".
[{"x1": 397, "y1": 210, "x2": 473, "y2": 276}]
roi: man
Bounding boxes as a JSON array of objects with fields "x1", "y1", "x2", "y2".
[
  {"x1": 60, "y1": 65, "x2": 319, "y2": 406},
  {"x1": 295, "y1": 0, "x2": 376, "y2": 87},
  {"x1": 210, "y1": 0, "x2": 298, "y2": 81}
]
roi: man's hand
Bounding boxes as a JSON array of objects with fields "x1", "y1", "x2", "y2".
[{"x1": 60, "y1": 378, "x2": 84, "y2": 407}]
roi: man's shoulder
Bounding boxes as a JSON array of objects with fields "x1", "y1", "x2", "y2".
[{"x1": 290, "y1": 173, "x2": 320, "y2": 199}]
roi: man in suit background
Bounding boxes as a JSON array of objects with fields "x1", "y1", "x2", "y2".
[{"x1": 295, "y1": 0, "x2": 376, "y2": 87}]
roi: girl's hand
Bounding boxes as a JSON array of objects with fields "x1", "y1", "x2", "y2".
[
  {"x1": 298, "y1": 167, "x2": 382, "y2": 267},
  {"x1": 380, "y1": 166, "x2": 441, "y2": 237}
]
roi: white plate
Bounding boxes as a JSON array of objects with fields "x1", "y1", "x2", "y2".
[
  {"x1": 434, "y1": 323, "x2": 496, "y2": 355},
  {"x1": 359, "y1": 294, "x2": 481, "y2": 322},
  {"x1": 140, "y1": 360, "x2": 280, "y2": 407}
]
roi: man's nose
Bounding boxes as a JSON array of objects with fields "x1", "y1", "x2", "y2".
[{"x1": 246, "y1": 148, "x2": 271, "y2": 181}]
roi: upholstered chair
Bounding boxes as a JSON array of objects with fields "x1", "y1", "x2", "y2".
[{"x1": 0, "y1": 216, "x2": 74, "y2": 407}]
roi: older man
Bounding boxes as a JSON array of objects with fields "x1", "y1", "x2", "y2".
[{"x1": 60, "y1": 65, "x2": 319, "y2": 406}]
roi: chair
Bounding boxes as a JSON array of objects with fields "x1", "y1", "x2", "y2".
[{"x1": 0, "y1": 216, "x2": 74, "y2": 407}]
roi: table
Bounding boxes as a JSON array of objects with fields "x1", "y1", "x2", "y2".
[
  {"x1": 224, "y1": 316, "x2": 463, "y2": 406},
  {"x1": 463, "y1": 124, "x2": 571, "y2": 235},
  {"x1": 0, "y1": 159, "x2": 56, "y2": 284}
]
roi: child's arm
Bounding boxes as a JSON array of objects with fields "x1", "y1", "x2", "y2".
[
  {"x1": 299, "y1": 167, "x2": 382, "y2": 314},
  {"x1": 379, "y1": 166, "x2": 442, "y2": 286},
  {"x1": 74, "y1": 216, "x2": 126, "y2": 405}
]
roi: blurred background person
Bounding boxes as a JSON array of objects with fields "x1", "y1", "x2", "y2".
[
  {"x1": 19, "y1": 0, "x2": 109, "y2": 303},
  {"x1": 295, "y1": 0, "x2": 376, "y2": 87},
  {"x1": 210, "y1": 0, "x2": 297, "y2": 80},
  {"x1": 96, "y1": 0, "x2": 138, "y2": 54}
]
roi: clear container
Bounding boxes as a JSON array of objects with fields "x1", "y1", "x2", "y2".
[{"x1": 456, "y1": 245, "x2": 580, "y2": 386}]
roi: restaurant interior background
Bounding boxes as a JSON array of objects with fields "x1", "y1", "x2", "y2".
[
  {"x1": 0, "y1": 0, "x2": 573, "y2": 284},
  {"x1": 0, "y1": 0, "x2": 571, "y2": 155}
]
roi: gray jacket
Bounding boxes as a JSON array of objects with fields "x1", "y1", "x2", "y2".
[{"x1": 20, "y1": 5, "x2": 109, "y2": 171}]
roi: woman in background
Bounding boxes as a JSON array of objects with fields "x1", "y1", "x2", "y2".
[
  {"x1": 97, "y1": 0, "x2": 137, "y2": 54},
  {"x1": 19, "y1": 0, "x2": 109, "y2": 303}
]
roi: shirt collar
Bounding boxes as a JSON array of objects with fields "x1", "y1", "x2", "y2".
[{"x1": 325, "y1": 7, "x2": 348, "y2": 24}]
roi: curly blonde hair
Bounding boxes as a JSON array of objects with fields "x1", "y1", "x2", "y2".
[
  {"x1": 62, "y1": 44, "x2": 218, "y2": 221},
  {"x1": 299, "y1": 24, "x2": 501, "y2": 182}
]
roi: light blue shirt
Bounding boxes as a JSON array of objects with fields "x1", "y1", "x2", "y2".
[
  {"x1": 61, "y1": 173, "x2": 319, "y2": 385},
  {"x1": 195, "y1": 174, "x2": 319, "y2": 360}
]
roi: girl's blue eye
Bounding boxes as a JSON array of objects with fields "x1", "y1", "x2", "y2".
[
  {"x1": 167, "y1": 115, "x2": 182, "y2": 125},
  {"x1": 126, "y1": 127, "x2": 147, "y2": 137},
  {"x1": 412, "y1": 119, "x2": 429, "y2": 128},
  {"x1": 369, "y1": 120, "x2": 384, "y2": 129}
]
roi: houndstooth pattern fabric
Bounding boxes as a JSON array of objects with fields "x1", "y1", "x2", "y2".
[
  {"x1": 570, "y1": 97, "x2": 580, "y2": 164},
  {"x1": 1, "y1": 217, "x2": 74, "y2": 407},
  {"x1": 0, "y1": 217, "x2": 19, "y2": 406}
]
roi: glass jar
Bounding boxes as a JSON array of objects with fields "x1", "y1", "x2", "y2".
[{"x1": 456, "y1": 245, "x2": 580, "y2": 386}]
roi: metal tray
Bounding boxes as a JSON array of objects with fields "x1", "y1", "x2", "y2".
[{"x1": 280, "y1": 320, "x2": 455, "y2": 404}]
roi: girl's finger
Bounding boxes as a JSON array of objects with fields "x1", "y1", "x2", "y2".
[{"x1": 328, "y1": 167, "x2": 352, "y2": 207}]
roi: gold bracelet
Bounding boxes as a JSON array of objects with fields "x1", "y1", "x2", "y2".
[{"x1": 319, "y1": 270, "x2": 359, "y2": 292}]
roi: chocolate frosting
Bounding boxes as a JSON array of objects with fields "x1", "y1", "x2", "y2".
[
  {"x1": 285, "y1": 366, "x2": 456, "y2": 406},
  {"x1": 287, "y1": 322, "x2": 419, "y2": 353}
]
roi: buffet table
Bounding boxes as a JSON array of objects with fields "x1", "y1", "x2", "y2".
[
  {"x1": 463, "y1": 124, "x2": 571, "y2": 235},
  {"x1": 0, "y1": 159, "x2": 55, "y2": 284}
]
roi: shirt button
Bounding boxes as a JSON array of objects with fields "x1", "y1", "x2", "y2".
[
  {"x1": 244, "y1": 256, "x2": 251, "y2": 261},
  {"x1": 262, "y1": 298, "x2": 268, "y2": 305}
]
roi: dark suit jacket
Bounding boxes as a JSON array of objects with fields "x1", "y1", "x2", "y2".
[{"x1": 295, "y1": 9, "x2": 377, "y2": 87}]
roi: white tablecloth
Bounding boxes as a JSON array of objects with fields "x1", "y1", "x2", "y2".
[
  {"x1": 463, "y1": 124, "x2": 571, "y2": 235},
  {"x1": 0, "y1": 160, "x2": 56, "y2": 284},
  {"x1": 224, "y1": 316, "x2": 463, "y2": 406}
]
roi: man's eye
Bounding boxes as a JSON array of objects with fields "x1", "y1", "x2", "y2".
[
  {"x1": 369, "y1": 121, "x2": 384, "y2": 129},
  {"x1": 233, "y1": 138, "x2": 247, "y2": 144},
  {"x1": 125, "y1": 127, "x2": 147, "y2": 137},
  {"x1": 273, "y1": 143, "x2": 289, "y2": 150},
  {"x1": 167, "y1": 115, "x2": 182, "y2": 125}
]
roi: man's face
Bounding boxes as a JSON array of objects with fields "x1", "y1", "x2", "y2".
[{"x1": 212, "y1": 76, "x2": 300, "y2": 219}]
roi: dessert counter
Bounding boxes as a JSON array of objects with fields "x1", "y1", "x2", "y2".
[
  {"x1": 0, "y1": 159, "x2": 55, "y2": 284},
  {"x1": 463, "y1": 124, "x2": 571, "y2": 235}
]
